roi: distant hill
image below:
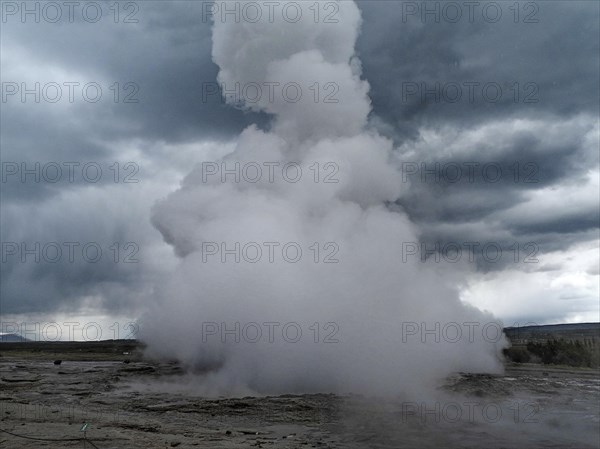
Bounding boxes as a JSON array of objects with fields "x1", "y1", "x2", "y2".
[
  {"x1": 504, "y1": 322, "x2": 600, "y2": 344},
  {"x1": 503, "y1": 323, "x2": 600, "y2": 368},
  {"x1": 0, "y1": 333, "x2": 31, "y2": 342}
]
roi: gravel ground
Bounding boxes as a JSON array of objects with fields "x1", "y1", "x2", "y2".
[{"x1": 1, "y1": 343, "x2": 598, "y2": 448}]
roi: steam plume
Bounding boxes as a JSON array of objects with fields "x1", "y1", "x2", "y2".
[{"x1": 141, "y1": 1, "x2": 506, "y2": 396}]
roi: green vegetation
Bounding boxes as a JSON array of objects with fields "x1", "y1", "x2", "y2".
[{"x1": 504, "y1": 339, "x2": 600, "y2": 368}]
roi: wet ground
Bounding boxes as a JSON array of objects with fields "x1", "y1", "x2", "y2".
[{"x1": 1, "y1": 343, "x2": 598, "y2": 448}]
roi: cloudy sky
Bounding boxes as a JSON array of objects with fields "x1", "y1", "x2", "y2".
[{"x1": 1, "y1": 0, "x2": 598, "y2": 338}]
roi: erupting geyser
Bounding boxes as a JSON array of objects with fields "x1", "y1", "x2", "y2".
[{"x1": 141, "y1": 0, "x2": 506, "y2": 396}]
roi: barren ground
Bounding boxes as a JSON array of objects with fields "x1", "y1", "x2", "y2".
[{"x1": 1, "y1": 341, "x2": 598, "y2": 448}]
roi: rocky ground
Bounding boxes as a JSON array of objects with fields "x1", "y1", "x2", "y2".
[{"x1": 1, "y1": 341, "x2": 598, "y2": 448}]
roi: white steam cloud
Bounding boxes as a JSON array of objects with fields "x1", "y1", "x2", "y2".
[{"x1": 141, "y1": 1, "x2": 506, "y2": 396}]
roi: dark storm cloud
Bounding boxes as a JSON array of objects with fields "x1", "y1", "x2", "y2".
[
  {"x1": 2, "y1": 2, "x2": 267, "y2": 144},
  {"x1": 0, "y1": 0, "x2": 598, "y2": 316},
  {"x1": 355, "y1": 0, "x2": 599, "y2": 265},
  {"x1": 357, "y1": 0, "x2": 599, "y2": 135},
  {"x1": 0, "y1": 2, "x2": 251, "y2": 315}
]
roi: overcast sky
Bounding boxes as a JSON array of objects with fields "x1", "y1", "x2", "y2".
[{"x1": 1, "y1": 1, "x2": 598, "y2": 335}]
